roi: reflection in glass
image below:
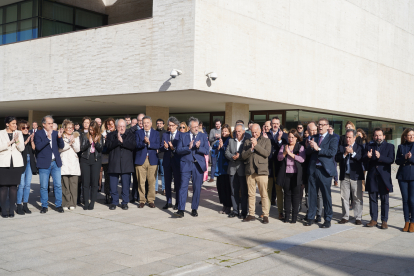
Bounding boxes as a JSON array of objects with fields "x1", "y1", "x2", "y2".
[
  {"x1": 4, "y1": 22, "x2": 17, "y2": 44},
  {"x1": 6, "y1": 5, "x2": 18, "y2": 24},
  {"x1": 18, "y1": 19, "x2": 33, "y2": 41},
  {"x1": 20, "y1": 1, "x2": 33, "y2": 20},
  {"x1": 76, "y1": 9, "x2": 104, "y2": 28}
]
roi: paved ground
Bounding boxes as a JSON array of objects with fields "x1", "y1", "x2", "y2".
[{"x1": 1, "y1": 165, "x2": 413, "y2": 276}]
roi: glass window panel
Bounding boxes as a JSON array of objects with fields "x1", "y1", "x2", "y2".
[
  {"x1": 6, "y1": 5, "x2": 17, "y2": 23},
  {"x1": 4, "y1": 22, "x2": 17, "y2": 44},
  {"x1": 41, "y1": 19, "x2": 73, "y2": 36},
  {"x1": 20, "y1": 1, "x2": 33, "y2": 20},
  {"x1": 0, "y1": 8, "x2": 3, "y2": 24},
  {"x1": 76, "y1": 9, "x2": 103, "y2": 28},
  {"x1": 32, "y1": 18, "x2": 38, "y2": 38},
  {"x1": 0, "y1": 26, "x2": 2, "y2": 45},
  {"x1": 285, "y1": 111, "x2": 299, "y2": 130},
  {"x1": 54, "y1": 21, "x2": 72, "y2": 34},
  {"x1": 33, "y1": 0, "x2": 38, "y2": 16},
  {"x1": 252, "y1": 114, "x2": 266, "y2": 128},
  {"x1": 41, "y1": 19, "x2": 54, "y2": 36},
  {"x1": 18, "y1": 19, "x2": 32, "y2": 41},
  {"x1": 42, "y1": 1, "x2": 54, "y2": 20},
  {"x1": 54, "y1": 4, "x2": 73, "y2": 24}
]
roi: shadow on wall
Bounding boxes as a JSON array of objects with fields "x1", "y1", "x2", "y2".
[{"x1": 105, "y1": 0, "x2": 153, "y2": 24}]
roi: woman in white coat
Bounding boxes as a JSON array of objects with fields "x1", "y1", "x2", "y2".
[
  {"x1": 0, "y1": 116, "x2": 25, "y2": 218},
  {"x1": 59, "y1": 119, "x2": 81, "y2": 210}
]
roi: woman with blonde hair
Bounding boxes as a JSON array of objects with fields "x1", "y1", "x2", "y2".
[
  {"x1": 179, "y1": 122, "x2": 188, "y2": 133},
  {"x1": 59, "y1": 119, "x2": 80, "y2": 210},
  {"x1": 79, "y1": 121, "x2": 103, "y2": 210}
]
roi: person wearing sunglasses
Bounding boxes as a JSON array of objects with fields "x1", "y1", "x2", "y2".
[
  {"x1": 179, "y1": 122, "x2": 188, "y2": 133},
  {"x1": 15, "y1": 120, "x2": 37, "y2": 215},
  {"x1": 297, "y1": 123, "x2": 304, "y2": 138}
]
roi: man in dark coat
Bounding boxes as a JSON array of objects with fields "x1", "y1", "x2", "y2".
[
  {"x1": 105, "y1": 119, "x2": 136, "y2": 211},
  {"x1": 363, "y1": 128, "x2": 395, "y2": 229}
]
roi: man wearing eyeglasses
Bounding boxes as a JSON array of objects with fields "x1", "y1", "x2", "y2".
[
  {"x1": 297, "y1": 123, "x2": 304, "y2": 138},
  {"x1": 306, "y1": 118, "x2": 339, "y2": 228}
]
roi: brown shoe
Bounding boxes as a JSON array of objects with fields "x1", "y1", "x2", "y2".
[
  {"x1": 403, "y1": 222, "x2": 410, "y2": 232},
  {"x1": 208, "y1": 179, "x2": 215, "y2": 183},
  {"x1": 338, "y1": 219, "x2": 348, "y2": 224},
  {"x1": 262, "y1": 216, "x2": 269, "y2": 224},
  {"x1": 138, "y1": 203, "x2": 145, "y2": 208},
  {"x1": 334, "y1": 181, "x2": 339, "y2": 187},
  {"x1": 155, "y1": 191, "x2": 158, "y2": 194},
  {"x1": 355, "y1": 220, "x2": 362, "y2": 225},
  {"x1": 409, "y1": 223, "x2": 414, "y2": 233},
  {"x1": 259, "y1": 214, "x2": 264, "y2": 218},
  {"x1": 365, "y1": 220, "x2": 377, "y2": 227},
  {"x1": 148, "y1": 203, "x2": 155, "y2": 208},
  {"x1": 278, "y1": 214, "x2": 284, "y2": 220},
  {"x1": 381, "y1": 221, "x2": 388, "y2": 229},
  {"x1": 242, "y1": 215, "x2": 255, "y2": 222}
]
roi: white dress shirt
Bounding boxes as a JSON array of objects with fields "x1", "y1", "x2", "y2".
[{"x1": 44, "y1": 129, "x2": 55, "y2": 160}]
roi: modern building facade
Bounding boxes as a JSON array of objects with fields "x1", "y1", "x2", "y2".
[{"x1": 0, "y1": 0, "x2": 413, "y2": 147}]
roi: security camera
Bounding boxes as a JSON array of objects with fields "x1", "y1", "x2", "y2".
[
  {"x1": 206, "y1": 72, "x2": 218, "y2": 81},
  {"x1": 170, "y1": 69, "x2": 183, "y2": 78}
]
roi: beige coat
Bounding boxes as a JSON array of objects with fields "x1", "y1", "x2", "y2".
[
  {"x1": 59, "y1": 133, "x2": 81, "y2": 176},
  {"x1": 0, "y1": 129, "x2": 25, "y2": 168}
]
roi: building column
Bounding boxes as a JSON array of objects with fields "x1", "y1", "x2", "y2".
[
  {"x1": 28, "y1": 110, "x2": 51, "y2": 128},
  {"x1": 225, "y1": 103, "x2": 249, "y2": 128},
  {"x1": 145, "y1": 106, "x2": 169, "y2": 129}
]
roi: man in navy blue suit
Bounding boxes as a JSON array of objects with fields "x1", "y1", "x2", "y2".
[
  {"x1": 328, "y1": 125, "x2": 340, "y2": 187},
  {"x1": 364, "y1": 128, "x2": 395, "y2": 229},
  {"x1": 174, "y1": 117, "x2": 209, "y2": 217},
  {"x1": 306, "y1": 118, "x2": 339, "y2": 228},
  {"x1": 34, "y1": 115, "x2": 65, "y2": 214},
  {"x1": 160, "y1": 116, "x2": 182, "y2": 210},
  {"x1": 135, "y1": 116, "x2": 160, "y2": 209},
  {"x1": 266, "y1": 116, "x2": 288, "y2": 219}
]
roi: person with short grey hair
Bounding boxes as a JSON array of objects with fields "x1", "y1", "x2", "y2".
[{"x1": 335, "y1": 128, "x2": 364, "y2": 225}]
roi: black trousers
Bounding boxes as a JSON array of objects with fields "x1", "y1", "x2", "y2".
[
  {"x1": 0, "y1": 185, "x2": 17, "y2": 215},
  {"x1": 80, "y1": 156, "x2": 102, "y2": 209},
  {"x1": 229, "y1": 173, "x2": 248, "y2": 215},
  {"x1": 217, "y1": 175, "x2": 232, "y2": 208},
  {"x1": 283, "y1": 173, "x2": 301, "y2": 222}
]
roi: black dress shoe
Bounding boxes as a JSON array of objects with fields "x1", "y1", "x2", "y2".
[
  {"x1": 173, "y1": 204, "x2": 178, "y2": 210},
  {"x1": 321, "y1": 221, "x2": 331, "y2": 228},
  {"x1": 174, "y1": 210, "x2": 184, "y2": 218},
  {"x1": 109, "y1": 204, "x2": 116, "y2": 210},
  {"x1": 314, "y1": 215, "x2": 322, "y2": 223},
  {"x1": 121, "y1": 204, "x2": 128, "y2": 210},
  {"x1": 130, "y1": 198, "x2": 136, "y2": 203},
  {"x1": 228, "y1": 212, "x2": 237, "y2": 218},
  {"x1": 83, "y1": 205, "x2": 89, "y2": 210},
  {"x1": 163, "y1": 203, "x2": 173, "y2": 209},
  {"x1": 57, "y1": 207, "x2": 64, "y2": 213},
  {"x1": 191, "y1": 209, "x2": 198, "y2": 217},
  {"x1": 1, "y1": 214, "x2": 8, "y2": 218},
  {"x1": 40, "y1": 207, "x2": 48, "y2": 214},
  {"x1": 8, "y1": 213, "x2": 14, "y2": 218},
  {"x1": 305, "y1": 221, "x2": 314, "y2": 226}
]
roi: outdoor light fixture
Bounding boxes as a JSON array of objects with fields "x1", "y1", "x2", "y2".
[
  {"x1": 170, "y1": 69, "x2": 183, "y2": 78},
  {"x1": 206, "y1": 72, "x2": 218, "y2": 81}
]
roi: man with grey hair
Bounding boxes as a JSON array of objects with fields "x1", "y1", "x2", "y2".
[
  {"x1": 105, "y1": 119, "x2": 136, "y2": 210},
  {"x1": 225, "y1": 123, "x2": 248, "y2": 219},
  {"x1": 129, "y1": 113, "x2": 145, "y2": 203},
  {"x1": 34, "y1": 115, "x2": 65, "y2": 213},
  {"x1": 174, "y1": 117, "x2": 209, "y2": 217},
  {"x1": 335, "y1": 129, "x2": 364, "y2": 225},
  {"x1": 160, "y1": 116, "x2": 182, "y2": 209},
  {"x1": 135, "y1": 116, "x2": 160, "y2": 208}
]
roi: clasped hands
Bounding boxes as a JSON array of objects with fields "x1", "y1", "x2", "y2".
[{"x1": 189, "y1": 140, "x2": 201, "y2": 149}]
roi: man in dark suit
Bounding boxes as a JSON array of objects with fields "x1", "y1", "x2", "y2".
[
  {"x1": 266, "y1": 116, "x2": 288, "y2": 219},
  {"x1": 155, "y1": 119, "x2": 166, "y2": 194},
  {"x1": 160, "y1": 117, "x2": 182, "y2": 210},
  {"x1": 135, "y1": 116, "x2": 160, "y2": 208},
  {"x1": 364, "y1": 128, "x2": 395, "y2": 229},
  {"x1": 242, "y1": 124, "x2": 272, "y2": 224},
  {"x1": 174, "y1": 117, "x2": 209, "y2": 217},
  {"x1": 130, "y1": 113, "x2": 144, "y2": 203},
  {"x1": 106, "y1": 119, "x2": 136, "y2": 210},
  {"x1": 328, "y1": 125, "x2": 340, "y2": 186},
  {"x1": 29, "y1": 121, "x2": 38, "y2": 135},
  {"x1": 225, "y1": 124, "x2": 248, "y2": 219},
  {"x1": 306, "y1": 118, "x2": 339, "y2": 228},
  {"x1": 335, "y1": 129, "x2": 364, "y2": 225},
  {"x1": 34, "y1": 115, "x2": 65, "y2": 214}
]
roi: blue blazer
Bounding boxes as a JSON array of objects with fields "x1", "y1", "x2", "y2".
[
  {"x1": 135, "y1": 128, "x2": 160, "y2": 166},
  {"x1": 160, "y1": 131, "x2": 182, "y2": 168},
  {"x1": 176, "y1": 132, "x2": 209, "y2": 172},
  {"x1": 307, "y1": 133, "x2": 339, "y2": 177},
  {"x1": 363, "y1": 141, "x2": 395, "y2": 192},
  {"x1": 395, "y1": 143, "x2": 414, "y2": 181},
  {"x1": 335, "y1": 143, "x2": 364, "y2": 181},
  {"x1": 34, "y1": 130, "x2": 64, "y2": 169}
]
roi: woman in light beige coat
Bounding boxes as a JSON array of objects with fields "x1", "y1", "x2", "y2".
[
  {"x1": 0, "y1": 116, "x2": 25, "y2": 218},
  {"x1": 59, "y1": 119, "x2": 80, "y2": 210}
]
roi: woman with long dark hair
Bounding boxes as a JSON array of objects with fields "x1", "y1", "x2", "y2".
[
  {"x1": 102, "y1": 118, "x2": 116, "y2": 204},
  {"x1": 79, "y1": 121, "x2": 103, "y2": 210},
  {"x1": 0, "y1": 116, "x2": 25, "y2": 218},
  {"x1": 214, "y1": 124, "x2": 232, "y2": 214},
  {"x1": 277, "y1": 129, "x2": 306, "y2": 223},
  {"x1": 16, "y1": 120, "x2": 37, "y2": 215}
]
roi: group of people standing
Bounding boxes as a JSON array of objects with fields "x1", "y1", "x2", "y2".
[{"x1": 0, "y1": 114, "x2": 413, "y2": 233}]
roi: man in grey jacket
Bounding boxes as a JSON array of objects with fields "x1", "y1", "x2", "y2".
[
  {"x1": 208, "y1": 119, "x2": 221, "y2": 182},
  {"x1": 225, "y1": 124, "x2": 248, "y2": 219}
]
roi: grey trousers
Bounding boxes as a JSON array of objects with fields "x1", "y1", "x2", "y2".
[
  {"x1": 62, "y1": 175, "x2": 78, "y2": 208},
  {"x1": 341, "y1": 175, "x2": 363, "y2": 220}
]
